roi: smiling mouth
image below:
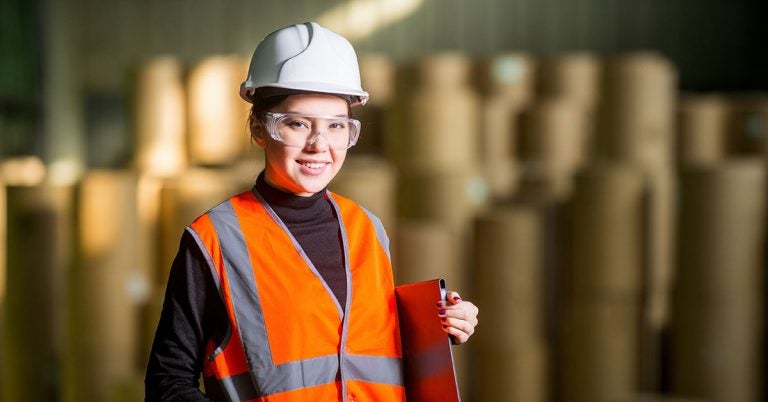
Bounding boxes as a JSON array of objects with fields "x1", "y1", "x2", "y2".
[{"x1": 297, "y1": 161, "x2": 329, "y2": 169}]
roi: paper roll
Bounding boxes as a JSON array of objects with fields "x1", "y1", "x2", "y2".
[
  {"x1": 133, "y1": 57, "x2": 187, "y2": 177},
  {"x1": 187, "y1": 56, "x2": 251, "y2": 166},
  {"x1": 518, "y1": 97, "x2": 588, "y2": 199},
  {"x1": 725, "y1": 94, "x2": 768, "y2": 156},
  {"x1": 66, "y1": 170, "x2": 144, "y2": 402},
  {"x1": 359, "y1": 53, "x2": 396, "y2": 106},
  {"x1": 677, "y1": 95, "x2": 728, "y2": 166},
  {"x1": 472, "y1": 206, "x2": 548, "y2": 402},
  {"x1": 673, "y1": 159, "x2": 765, "y2": 402},
  {"x1": 561, "y1": 300, "x2": 640, "y2": 402},
  {"x1": 4, "y1": 184, "x2": 73, "y2": 402},
  {"x1": 393, "y1": 220, "x2": 459, "y2": 287},
  {"x1": 388, "y1": 53, "x2": 481, "y2": 170},
  {"x1": 475, "y1": 53, "x2": 537, "y2": 104},
  {"x1": 595, "y1": 52, "x2": 677, "y2": 169},
  {"x1": 537, "y1": 52, "x2": 601, "y2": 114},
  {"x1": 565, "y1": 164, "x2": 646, "y2": 297}
]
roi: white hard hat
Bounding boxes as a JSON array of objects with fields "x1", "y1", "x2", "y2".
[{"x1": 240, "y1": 22, "x2": 369, "y2": 106}]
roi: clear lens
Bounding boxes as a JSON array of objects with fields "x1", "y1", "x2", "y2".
[{"x1": 263, "y1": 112, "x2": 360, "y2": 150}]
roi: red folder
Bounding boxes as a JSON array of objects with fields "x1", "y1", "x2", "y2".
[{"x1": 395, "y1": 278, "x2": 461, "y2": 402}]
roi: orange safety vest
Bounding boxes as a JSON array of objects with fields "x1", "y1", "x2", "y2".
[{"x1": 187, "y1": 189, "x2": 405, "y2": 402}]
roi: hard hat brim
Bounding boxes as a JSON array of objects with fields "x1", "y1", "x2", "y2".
[{"x1": 241, "y1": 82, "x2": 369, "y2": 106}]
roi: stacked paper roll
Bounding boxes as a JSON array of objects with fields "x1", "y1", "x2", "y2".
[
  {"x1": 355, "y1": 54, "x2": 396, "y2": 155},
  {"x1": 473, "y1": 206, "x2": 547, "y2": 402},
  {"x1": 0, "y1": 181, "x2": 4, "y2": 398},
  {"x1": 329, "y1": 155, "x2": 396, "y2": 236},
  {"x1": 560, "y1": 164, "x2": 646, "y2": 402},
  {"x1": 388, "y1": 53, "x2": 480, "y2": 169},
  {"x1": 673, "y1": 160, "x2": 765, "y2": 402},
  {"x1": 136, "y1": 175, "x2": 163, "y2": 361},
  {"x1": 359, "y1": 53, "x2": 396, "y2": 106},
  {"x1": 537, "y1": 53, "x2": 602, "y2": 114},
  {"x1": 518, "y1": 97, "x2": 588, "y2": 199},
  {"x1": 133, "y1": 57, "x2": 187, "y2": 177},
  {"x1": 187, "y1": 55, "x2": 251, "y2": 166},
  {"x1": 3, "y1": 184, "x2": 73, "y2": 402},
  {"x1": 66, "y1": 171, "x2": 145, "y2": 402},
  {"x1": 725, "y1": 95, "x2": 768, "y2": 156},
  {"x1": 677, "y1": 95, "x2": 728, "y2": 166},
  {"x1": 393, "y1": 220, "x2": 458, "y2": 286},
  {"x1": 595, "y1": 52, "x2": 677, "y2": 168},
  {"x1": 613, "y1": 397, "x2": 701, "y2": 402},
  {"x1": 476, "y1": 53, "x2": 536, "y2": 199},
  {"x1": 594, "y1": 53, "x2": 677, "y2": 390}
]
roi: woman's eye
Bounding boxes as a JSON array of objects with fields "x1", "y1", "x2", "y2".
[
  {"x1": 287, "y1": 120, "x2": 310, "y2": 129},
  {"x1": 329, "y1": 122, "x2": 346, "y2": 129}
]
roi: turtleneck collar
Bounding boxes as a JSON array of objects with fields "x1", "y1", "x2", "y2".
[{"x1": 252, "y1": 171, "x2": 332, "y2": 225}]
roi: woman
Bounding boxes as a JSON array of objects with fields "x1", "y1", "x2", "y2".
[{"x1": 146, "y1": 22, "x2": 479, "y2": 401}]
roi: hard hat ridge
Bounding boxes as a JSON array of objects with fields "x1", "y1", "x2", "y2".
[{"x1": 241, "y1": 22, "x2": 369, "y2": 106}]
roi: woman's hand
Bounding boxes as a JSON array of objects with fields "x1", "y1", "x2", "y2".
[{"x1": 436, "y1": 291, "x2": 479, "y2": 344}]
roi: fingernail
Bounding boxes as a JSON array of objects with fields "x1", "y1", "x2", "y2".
[
  {"x1": 440, "y1": 316, "x2": 447, "y2": 321},
  {"x1": 438, "y1": 309, "x2": 446, "y2": 315},
  {"x1": 442, "y1": 325, "x2": 448, "y2": 328},
  {"x1": 453, "y1": 296, "x2": 462, "y2": 302},
  {"x1": 436, "y1": 302, "x2": 442, "y2": 307}
]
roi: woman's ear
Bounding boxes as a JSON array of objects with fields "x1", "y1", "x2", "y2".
[{"x1": 249, "y1": 117, "x2": 267, "y2": 148}]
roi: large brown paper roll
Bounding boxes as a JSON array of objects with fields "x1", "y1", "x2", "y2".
[
  {"x1": 356, "y1": 54, "x2": 395, "y2": 155},
  {"x1": 595, "y1": 52, "x2": 677, "y2": 169},
  {"x1": 4, "y1": 184, "x2": 73, "y2": 402},
  {"x1": 472, "y1": 206, "x2": 547, "y2": 402},
  {"x1": 537, "y1": 53, "x2": 602, "y2": 114},
  {"x1": 398, "y1": 165, "x2": 488, "y2": 236},
  {"x1": 187, "y1": 56, "x2": 251, "y2": 166},
  {"x1": 329, "y1": 155, "x2": 396, "y2": 237},
  {"x1": 725, "y1": 94, "x2": 768, "y2": 156},
  {"x1": 613, "y1": 397, "x2": 701, "y2": 402},
  {"x1": 565, "y1": 164, "x2": 646, "y2": 298},
  {"x1": 475, "y1": 53, "x2": 537, "y2": 103},
  {"x1": 677, "y1": 95, "x2": 728, "y2": 166},
  {"x1": 561, "y1": 300, "x2": 640, "y2": 402},
  {"x1": 133, "y1": 57, "x2": 187, "y2": 177},
  {"x1": 388, "y1": 53, "x2": 481, "y2": 170},
  {"x1": 393, "y1": 220, "x2": 458, "y2": 287},
  {"x1": 673, "y1": 159, "x2": 765, "y2": 402},
  {"x1": 359, "y1": 53, "x2": 396, "y2": 106},
  {"x1": 518, "y1": 97, "x2": 588, "y2": 199},
  {"x1": 560, "y1": 164, "x2": 646, "y2": 402},
  {"x1": 66, "y1": 171, "x2": 145, "y2": 402}
]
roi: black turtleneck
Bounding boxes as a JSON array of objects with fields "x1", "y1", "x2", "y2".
[
  {"x1": 254, "y1": 173, "x2": 347, "y2": 306},
  {"x1": 146, "y1": 173, "x2": 347, "y2": 402}
]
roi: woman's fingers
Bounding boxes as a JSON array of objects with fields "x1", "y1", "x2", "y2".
[{"x1": 436, "y1": 293, "x2": 479, "y2": 344}]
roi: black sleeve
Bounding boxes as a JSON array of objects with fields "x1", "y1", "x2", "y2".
[{"x1": 145, "y1": 230, "x2": 228, "y2": 402}]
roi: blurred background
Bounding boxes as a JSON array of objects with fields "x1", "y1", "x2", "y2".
[{"x1": 1, "y1": 0, "x2": 767, "y2": 401}]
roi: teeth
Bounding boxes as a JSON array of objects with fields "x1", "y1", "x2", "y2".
[{"x1": 299, "y1": 161, "x2": 326, "y2": 169}]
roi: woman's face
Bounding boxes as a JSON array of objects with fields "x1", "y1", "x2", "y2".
[{"x1": 254, "y1": 93, "x2": 350, "y2": 196}]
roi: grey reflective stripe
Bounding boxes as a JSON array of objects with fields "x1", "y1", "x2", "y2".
[
  {"x1": 344, "y1": 355, "x2": 404, "y2": 386},
  {"x1": 360, "y1": 205, "x2": 391, "y2": 261},
  {"x1": 208, "y1": 201, "x2": 273, "y2": 373},
  {"x1": 252, "y1": 189, "x2": 344, "y2": 317}
]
